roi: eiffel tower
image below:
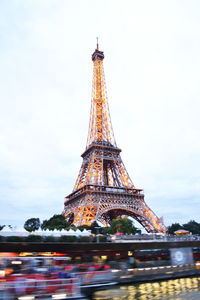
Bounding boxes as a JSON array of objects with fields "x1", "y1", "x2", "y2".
[{"x1": 63, "y1": 43, "x2": 166, "y2": 233}]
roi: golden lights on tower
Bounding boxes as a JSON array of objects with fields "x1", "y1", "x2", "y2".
[{"x1": 63, "y1": 43, "x2": 167, "y2": 234}]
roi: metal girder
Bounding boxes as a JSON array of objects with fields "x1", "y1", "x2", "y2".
[
  {"x1": 73, "y1": 147, "x2": 134, "y2": 191},
  {"x1": 86, "y1": 49, "x2": 116, "y2": 148},
  {"x1": 63, "y1": 45, "x2": 167, "y2": 234},
  {"x1": 63, "y1": 189, "x2": 166, "y2": 233}
]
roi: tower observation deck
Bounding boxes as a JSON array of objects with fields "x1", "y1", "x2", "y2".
[{"x1": 63, "y1": 44, "x2": 166, "y2": 234}]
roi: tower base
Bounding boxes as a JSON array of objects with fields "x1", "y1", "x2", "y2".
[{"x1": 63, "y1": 184, "x2": 166, "y2": 234}]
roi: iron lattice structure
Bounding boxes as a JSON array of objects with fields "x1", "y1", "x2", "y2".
[{"x1": 63, "y1": 44, "x2": 166, "y2": 233}]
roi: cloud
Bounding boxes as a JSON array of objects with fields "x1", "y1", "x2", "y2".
[{"x1": 0, "y1": 0, "x2": 200, "y2": 227}]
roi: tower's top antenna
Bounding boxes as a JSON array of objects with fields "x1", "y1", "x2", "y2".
[
  {"x1": 96, "y1": 37, "x2": 99, "y2": 50},
  {"x1": 92, "y1": 38, "x2": 104, "y2": 61}
]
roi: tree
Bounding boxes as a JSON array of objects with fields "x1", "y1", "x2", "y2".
[
  {"x1": 104, "y1": 218, "x2": 138, "y2": 235},
  {"x1": 182, "y1": 220, "x2": 200, "y2": 234},
  {"x1": 167, "y1": 223, "x2": 183, "y2": 235},
  {"x1": 0, "y1": 225, "x2": 5, "y2": 231},
  {"x1": 77, "y1": 225, "x2": 91, "y2": 232},
  {"x1": 133, "y1": 226, "x2": 141, "y2": 234},
  {"x1": 41, "y1": 220, "x2": 48, "y2": 231},
  {"x1": 24, "y1": 218, "x2": 40, "y2": 232},
  {"x1": 41, "y1": 214, "x2": 69, "y2": 231},
  {"x1": 90, "y1": 221, "x2": 101, "y2": 234}
]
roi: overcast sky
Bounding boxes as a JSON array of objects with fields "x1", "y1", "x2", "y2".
[{"x1": 0, "y1": 0, "x2": 200, "y2": 229}]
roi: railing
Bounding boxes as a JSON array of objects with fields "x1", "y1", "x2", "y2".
[
  {"x1": 0, "y1": 270, "x2": 114, "y2": 299},
  {"x1": 111, "y1": 234, "x2": 200, "y2": 242},
  {"x1": 67, "y1": 184, "x2": 143, "y2": 201},
  {"x1": 76, "y1": 270, "x2": 114, "y2": 285},
  {"x1": 0, "y1": 277, "x2": 81, "y2": 299}
]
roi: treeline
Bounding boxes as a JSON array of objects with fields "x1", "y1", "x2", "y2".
[
  {"x1": 0, "y1": 215, "x2": 141, "y2": 235},
  {"x1": 168, "y1": 220, "x2": 200, "y2": 235},
  {"x1": 2, "y1": 216, "x2": 199, "y2": 236},
  {"x1": 24, "y1": 215, "x2": 141, "y2": 235}
]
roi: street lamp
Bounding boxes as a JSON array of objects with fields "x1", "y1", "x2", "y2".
[{"x1": 95, "y1": 227, "x2": 100, "y2": 243}]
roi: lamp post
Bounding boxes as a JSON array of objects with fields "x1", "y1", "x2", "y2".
[{"x1": 95, "y1": 227, "x2": 100, "y2": 243}]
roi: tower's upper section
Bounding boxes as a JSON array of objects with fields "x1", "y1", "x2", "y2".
[{"x1": 86, "y1": 44, "x2": 116, "y2": 149}]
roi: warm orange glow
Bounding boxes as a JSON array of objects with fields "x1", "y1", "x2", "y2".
[
  {"x1": 19, "y1": 252, "x2": 34, "y2": 257},
  {"x1": 63, "y1": 45, "x2": 167, "y2": 233},
  {"x1": 0, "y1": 252, "x2": 18, "y2": 257},
  {"x1": 174, "y1": 229, "x2": 190, "y2": 235},
  {"x1": 86, "y1": 57, "x2": 116, "y2": 149}
]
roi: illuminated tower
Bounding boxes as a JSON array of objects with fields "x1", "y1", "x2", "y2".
[{"x1": 63, "y1": 43, "x2": 166, "y2": 233}]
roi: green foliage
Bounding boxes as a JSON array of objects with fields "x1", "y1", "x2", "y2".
[
  {"x1": 167, "y1": 223, "x2": 183, "y2": 234},
  {"x1": 135, "y1": 228, "x2": 142, "y2": 234},
  {"x1": 59, "y1": 235, "x2": 77, "y2": 243},
  {"x1": 69, "y1": 226, "x2": 77, "y2": 232},
  {"x1": 44, "y1": 236, "x2": 57, "y2": 242},
  {"x1": 167, "y1": 220, "x2": 200, "y2": 235},
  {"x1": 93, "y1": 235, "x2": 107, "y2": 243},
  {"x1": 78, "y1": 225, "x2": 91, "y2": 232},
  {"x1": 41, "y1": 215, "x2": 69, "y2": 231},
  {"x1": 102, "y1": 227, "x2": 111, "y2": 235},
  {"x1": 90, "y1": 221, "x2": 101, "y2": 234},
  {"x1": 105, "y1": 218, "x2": 137, "y2": 234},
  {"x1": 79, "y1": 236, "x2": 90, "y2": 243},
  {"x1": 24, "y1": 218, "x2": 40, "y2": 232},
  {"x1": 0, "y1": 225, "x2": 5, "y2": 231},
  {"x1": 182, "y1": 220, "x2": 200, "y2": 234},
  {"x1": 69, "y1": 224, "x2": 76, "y2": 230},
  {"x1": 26, "y1": 235, "x2": 43, "y2": 242},
  {"x1": 6, "y1": 236, "x2": 25, "y2": 242},
  {"x1": 41, "y1": 220, "x2": 48, "y2": 230},
  {"x1": 99, "y1": 235, "x2": 107, "y2": 242},
  {"x1": 0, "y1": 236, "x2": 3, "y2": 242}
]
